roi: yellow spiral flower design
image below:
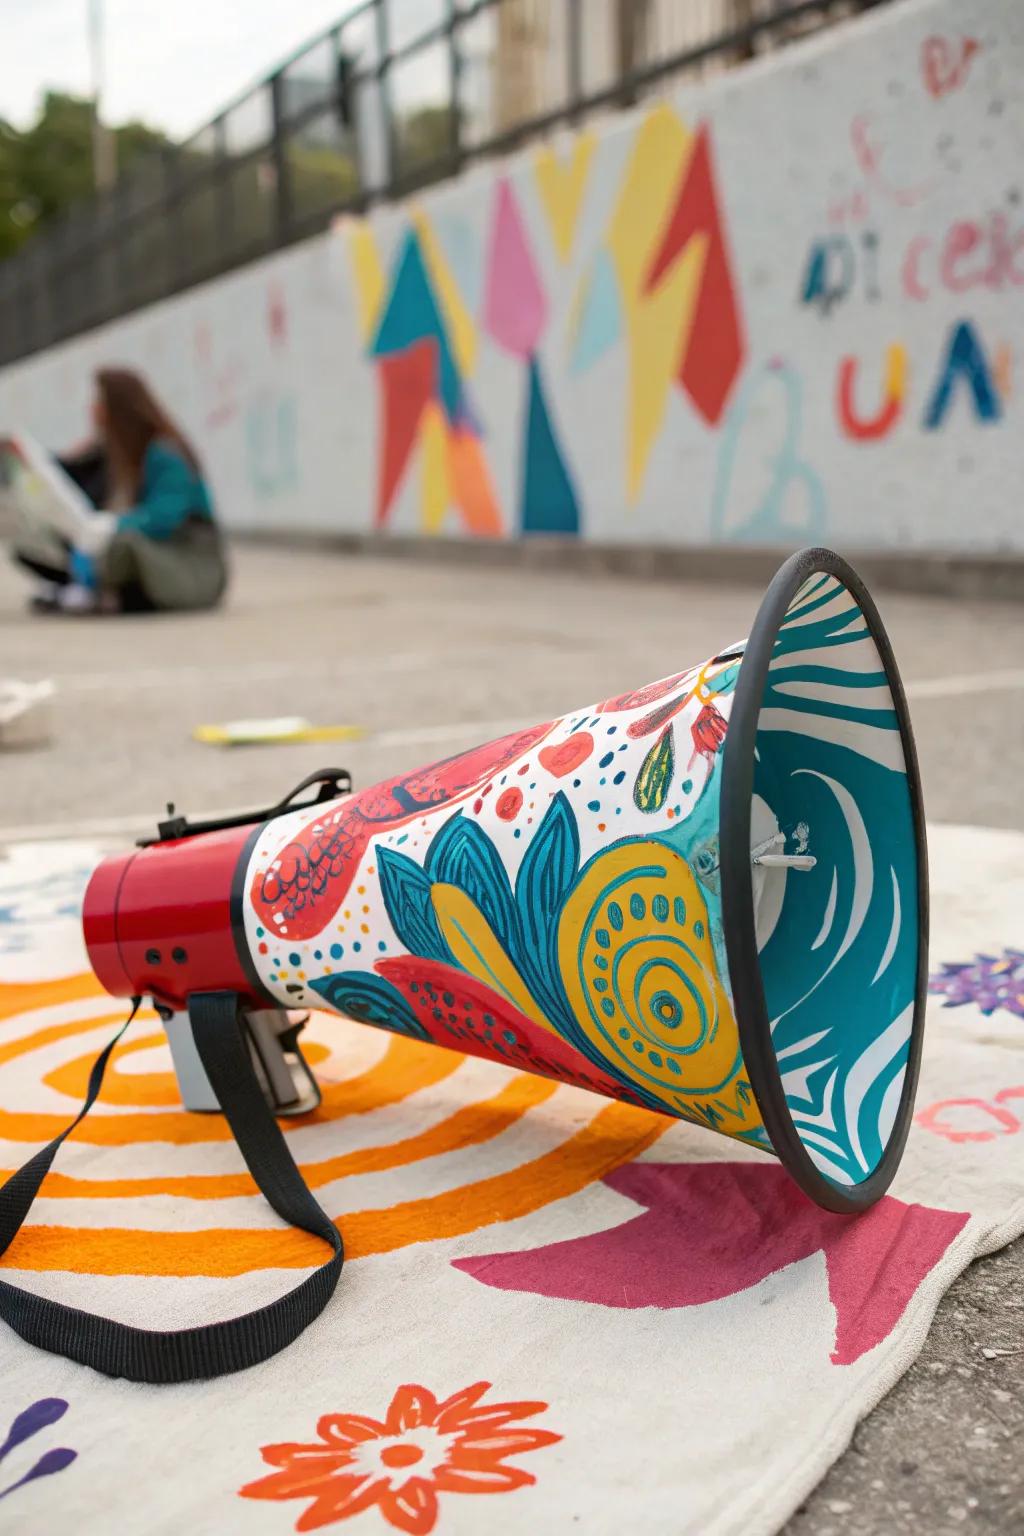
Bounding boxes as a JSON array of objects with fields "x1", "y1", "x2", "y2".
[{"x1": 557, "y1": 842, "x2": 761, "y2": 1136}]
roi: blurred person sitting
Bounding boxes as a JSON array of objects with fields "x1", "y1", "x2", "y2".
[{"x1": 16, "y1": 367, "x2": 228, "y2": 615}]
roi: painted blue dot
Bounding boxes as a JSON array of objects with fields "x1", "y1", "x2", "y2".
[
  {"x1": 600, "y1": 997, "x2": 616, "y2": 1018},
  {"x1": 648, "y1": 1050, "x2": 663, "y2": 1068},
  {"x1": 608, "y1": 901, "x2": 623, "y2": 931},
  {"x1": 632, "y1": 1039, "x2": 645, "y2": 1053},
  {"x1": 313, "y1": 949, "x2": 322, "y2": 960},
  {"x1": 629, "y1": 894, "x2": 646, "y2": 920},
  {"x1": 682, "y1": 778, "x2": 693, "y2": 794},
  {"x1": 503, "y1": 1029, "x2": 517, "y2": 1044},
  {"x1": 668, "y1": 1058, "x2": 681, "y2": 1074},
  {"x1": 289, "y1": 952, "x2": 301, "y2": 966},
  {"x1": 693, "y1": 920, "x2": 705, "y2": 940},
  {"x1": 256, "y1": 926, "x2": 265, "y2": 939},
  {"x1": 613, "y1": 770, "x2": 626, "y2": 785},
  {"x1": 273, "y1": 957, "x2": 282, "y2": 968},
  {"x1": 595, "y1": 928, "x2": 611, "y2": 949},
  {"x1": 599, "y1": 752, "x2": 614, "y2": 769},
  {"x1": 671, "y1": 805, "x2": 680, "y2": 817},
  {"x1": 607, "y1": 726, "x2": 618, "y2": 734},
  {"x1": 353, "y1": 941, "x2": 362, "y2": 953},
  {"x1": 599, "y1": 777, "x2": 606, "y2": 786},
  {"x1": 589, "y1": 717, "x2": 600, "y2": 726},
  {"x1": 674, "y1": 897, "x2": 686, "y2": 926},
  {"x1": 514, "y1": 828, "x2": 522, "y2": 839},
  {"x1": 618, "y1": 1027, "x2": 630, "y2": 1041},
  {"x1": 652, "y1": 894, "x2": 669, "y2": 922},
  {"x1": 587, "y1": 800, "x2": 600, "y2": 812},
  {"x1": 618, "y1": 743, "x2": 628, "y2": 751},
  {"x1": 529, "y1": 782, "x2": 536, "y2": 789},
  {"x1": 330, "y1": 943, "x2": 344, "y2": 959},
  {"x1": 397, "y1": 834, "x2": 408, "y2": 846},
  {"x1": 615, "y1": 807, "x2": 622, "y2": 815},
  {"x1": 593, "y1": 977, "x2": 608, "y2": 994},
  {"x1": 594, "y1": 954, "x2": 608, "y2": 971},
  {"x1": 573, "y1": 778, "x2": 582, "y2": 788},
  {"x1": 377, "y1": 940, "x2": 387, "y2": 952}
]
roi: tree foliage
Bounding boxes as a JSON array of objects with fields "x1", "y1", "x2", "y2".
[{"x1": 0, "y1": 92, "x2": 167, "y2": 259}]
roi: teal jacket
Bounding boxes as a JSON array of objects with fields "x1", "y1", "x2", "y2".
[{"x1": 117, "y1": 440, "x2": 214, "y2": 542}]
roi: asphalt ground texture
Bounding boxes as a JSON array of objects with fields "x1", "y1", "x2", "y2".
[{"x1": 1, "y1": 542, "x2": 1022, "y2": 1533}]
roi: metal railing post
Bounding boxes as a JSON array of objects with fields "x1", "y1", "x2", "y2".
[{"x1": 270, "y1": 73, "x2": 291, "y2": 245}]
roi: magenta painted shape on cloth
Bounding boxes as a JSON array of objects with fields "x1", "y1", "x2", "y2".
[
  {"x1": 483, "y1": 178, "x2": 548, "y2": 358},
  {"x1": 452, "y1": 1162, "x2": 969, "y2": 1365}
]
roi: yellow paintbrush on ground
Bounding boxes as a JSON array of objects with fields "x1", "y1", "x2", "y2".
[{"x1": 193, "y1": 716, "x2": 366, "y2": 747}]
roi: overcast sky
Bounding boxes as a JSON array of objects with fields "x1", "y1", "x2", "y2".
[{"x1": 2, "y1": 0, "x2": 361, "y2": 139}]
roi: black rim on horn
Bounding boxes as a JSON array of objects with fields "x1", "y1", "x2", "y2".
[{"x1": 719, "y1": 547, "x2": 929, "y2": 1214}]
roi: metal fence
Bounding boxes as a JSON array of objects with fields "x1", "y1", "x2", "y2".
[{"x1": 0, "y1": 0, "x2": 886, "y2": 366}]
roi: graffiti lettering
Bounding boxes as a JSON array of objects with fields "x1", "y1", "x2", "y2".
[
  {"x1": 923, "y1": 320, "x2": 1002, "y2": 430},
  {"x1": 834, "y1": 324, "x2": 1008, "y2": 441},
  {"x1": 921, "y1": 35, "x2": 980, "y2": 99},
  {"x1": 837, "y1": 344, "x2": 907, "y2": 441},
  {"x1": 246, "y1": 393, "x2": 299, "y2": 498},
  {"x1": 711, "y1": 358, "x2": 827, "y2": 542},
  {"x1": 902, "y1": 212, "x2": 1024, "y2": 302},
  {"x1": 851, "y1": 114, "x2": 935, "y2": 209},
  {"x1": 799, "y1": 230, "x2": 880, "y2": 315}
]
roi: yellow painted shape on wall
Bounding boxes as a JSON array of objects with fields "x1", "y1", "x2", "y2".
[
  {"x1": 419, "y1": 400, "x2": 451, "y2": 534},
  {"x1": 412, "y1": 209, "x2": 478, "y2": 377},
  {"x1": 344, "y1": 221, "x2": 386, "y2": 342},
  {"x1": 885, "y1": 342, "x2": 909, "y2": 400},
  {"x1": 534, "y1": 133, "x2": 597, "y2": 262},
  {"x1": 605, "y1": 104, "x2": 705, "y2": 502},
  {"x1": 606, "y1": 103, "x2": 691, "y2": 298},
  {"x1": 626, "y1": 233, "x2": 707, "y2": 503}
]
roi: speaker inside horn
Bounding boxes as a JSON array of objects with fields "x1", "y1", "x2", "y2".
[{"x1": 722, "y1": 551, "x2": 927, "y2": 1212}]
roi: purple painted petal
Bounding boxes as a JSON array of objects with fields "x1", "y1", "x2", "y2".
[
  {"x1": 0, "y1": 1448, "x2": 77, "y2": 1501},
  {"x1": 0, "y1": 1400, "x2": 68, "y2": 1465}
]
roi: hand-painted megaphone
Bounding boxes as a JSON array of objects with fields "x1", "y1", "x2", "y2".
[{"x1": 84, "y1": 548, "x2": 927, "y2": 1215}]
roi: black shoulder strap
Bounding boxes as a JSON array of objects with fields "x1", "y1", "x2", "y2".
[{"x1": 0, "y1": 992, "x2": 343, "y2": 1383}]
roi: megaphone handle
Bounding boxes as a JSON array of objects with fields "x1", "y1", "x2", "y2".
[{"x1": 0, "y1": 993, "x2": 343, "y2": 1383}]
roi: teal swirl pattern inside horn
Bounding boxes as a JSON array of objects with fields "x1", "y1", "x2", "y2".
[{"x1": 751, "y1": 573, "x2": 918, "y2": 1187}]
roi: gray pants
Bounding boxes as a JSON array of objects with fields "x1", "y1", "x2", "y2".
[{"x1": 101, "y1": 521, "x2": 228, "y2": 611}]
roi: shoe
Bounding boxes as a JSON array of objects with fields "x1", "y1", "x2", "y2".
[{"x1": 56, "y1": 582, "x2": 99, "y2": 613}]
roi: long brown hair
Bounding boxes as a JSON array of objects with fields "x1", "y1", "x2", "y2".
[{"x1": 95, "y1": 367, "x2": 199, "y2": 498}]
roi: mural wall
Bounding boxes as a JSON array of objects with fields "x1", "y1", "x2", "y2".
[{"x1": 0, "y1": 0, "x2": 1021, "y2": 554}]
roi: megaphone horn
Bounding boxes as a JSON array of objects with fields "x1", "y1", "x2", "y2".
[{"x1": 83, "y1": 547, "x2": 927, "y2": 1216}]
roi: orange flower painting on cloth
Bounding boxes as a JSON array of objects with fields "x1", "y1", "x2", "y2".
[{"x1": 239, "y1": 1381, "x2": 561, "y2": 1534}]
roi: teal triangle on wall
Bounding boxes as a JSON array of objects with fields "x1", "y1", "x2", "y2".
[
  {"x1": 371, "y1": 230, "x2": 463, "y2": 424},
  {"x1": 520, "y1": 355, "x2": 581, "y2": 536}
]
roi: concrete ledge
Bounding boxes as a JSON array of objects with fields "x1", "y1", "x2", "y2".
[{"x1": 234, "y1": 531, "x2": 1024, "y2": 603}]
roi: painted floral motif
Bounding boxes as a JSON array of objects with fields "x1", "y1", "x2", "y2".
[
  {"x1": 598, "y1": 654, "x2": 739, "y2": 813},
  {"x1": 0, "y1": 1398, "x2": 77, "y2": 1503},
  {"x1": 310, "y1": 791, "x2": 761, "y2": 1139},
  {"x1": 239, "y1": 1381, "x2": 561, "y2": 1535},
  {"x1": 930, "y1": 950, "x2": 1024, "y2": 1019}
]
